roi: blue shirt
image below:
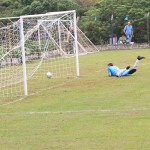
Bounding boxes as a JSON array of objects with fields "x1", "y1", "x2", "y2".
[
  {"x1": 108, "y1": 66, "x2": 120, "y2": 76},
  {"x1": 124, "y1": 25, "x2": 133, "y2": 35},
  {"x1": 108, "y1": 66, "x2": 131, "y2": 76}
]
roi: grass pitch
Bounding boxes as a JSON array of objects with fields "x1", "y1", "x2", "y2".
[{"x1": 0, "y1": 49, "x2": 150, "y2": 150}]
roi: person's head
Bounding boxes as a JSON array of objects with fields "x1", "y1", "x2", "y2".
[
  {"x1": 127, "y1": 21, "x2": 131, "y2": 25},
  {"x1": 120, "y1": 34, "x2": 125, "y2": 38},
  {"x1": 108, "y1": 63, "x2": 113, "y2": 67},
  {"x1": 69, "y1": 25, "x2": 74, "y2": 31}
]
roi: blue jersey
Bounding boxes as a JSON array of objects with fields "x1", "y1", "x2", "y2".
[
  {"x1": 108, "y1": 66, "x2": 131, "y2": 76},
  {"x1": 108, "y1": 66, "x2": 120, "y2": 76},
  {"x1": 124, "y1": 25, "x2": 133, "y2": 35}
]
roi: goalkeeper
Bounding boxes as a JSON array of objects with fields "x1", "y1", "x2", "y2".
[{"x1": 107, "y1": 56, "x2": 145, "y2": 77}]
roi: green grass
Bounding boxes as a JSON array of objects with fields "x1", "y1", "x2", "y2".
[{"x1": 0, "y1": 49, "x2": 150, "y2": 150}]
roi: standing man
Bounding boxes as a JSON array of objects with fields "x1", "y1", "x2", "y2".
[
  {"x1": 67, "y1": 25, "x2": 74, "y2": 54},
  {"x1": 124, "y1": 21, "x2": 133, "y2": 43}
]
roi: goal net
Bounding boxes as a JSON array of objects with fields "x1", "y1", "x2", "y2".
[
  {"x1": 0, "y1": 10, "x2": 82, "y2": 100},
  {"x1": 0, "y1": 11, "x2": 97, "y2": 103}
]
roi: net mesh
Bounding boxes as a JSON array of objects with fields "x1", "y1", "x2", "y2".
[{"x1": 0, "y1": 11, "x2": 97, "y2": 101}]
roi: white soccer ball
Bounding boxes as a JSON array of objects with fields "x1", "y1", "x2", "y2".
[{"x1": 46, "y1": 72, "x2": 52, "y2": 78}]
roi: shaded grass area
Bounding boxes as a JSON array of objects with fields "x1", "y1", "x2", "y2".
[{"x1": 0, "y1": 49, "x2": 150, "y2": 150}]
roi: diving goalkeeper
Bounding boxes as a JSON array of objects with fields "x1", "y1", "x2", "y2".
[{"x1": 107, "y1": 56, "x2": 145, "y2": 77}]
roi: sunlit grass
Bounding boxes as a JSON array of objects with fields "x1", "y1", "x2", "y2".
[{"x1": 0, "y1": 49, "x2": 150, "y2": 150}]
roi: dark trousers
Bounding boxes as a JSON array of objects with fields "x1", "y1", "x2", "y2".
[{"x1": 128, "y1": 69, "x2": 136, "y2": 74}]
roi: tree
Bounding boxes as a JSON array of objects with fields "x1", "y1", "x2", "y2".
[
  {"x1": 20, "y1": 0, "x2": 34, "y2": 5},
  {"x1": 80, "y1": 0, "x2": 150, "y2": 44},
  {"x1": 30, "y1": 1, "x2": 44, "y2": 14}
]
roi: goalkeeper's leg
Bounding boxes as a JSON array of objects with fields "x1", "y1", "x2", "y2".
[
  {"x1": 128, "y1": 56, "x2": 145, "y2": 74},
  {"x1": 117, "y1": 66, "x2": 130, "y2": 77}
]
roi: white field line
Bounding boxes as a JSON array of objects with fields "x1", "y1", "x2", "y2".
[
  {"x1": 0, "y1": 97, "x2": 26, "y2": 106},
  {"x1": 0, "y1": 77, "x2": 78, "y2": 106},
  {"x1": 0, "y1": 62, "x2": 146, "y2": 106},
  {"x1": 0, "y1": 108, "x2": 150, "y2": 116}
]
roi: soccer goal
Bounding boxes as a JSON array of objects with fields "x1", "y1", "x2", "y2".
[
  {"x1": 0, "y1": 10, "x2": 98, "y2": 100},
  {"x1": 0, "y1": 10, "x2": 82, "y2": 99}
]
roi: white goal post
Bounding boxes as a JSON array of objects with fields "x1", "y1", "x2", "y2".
[
  {"x1": 0, "y1": 10, "x2": 98, "y2": 100},
  {"x1": 0, "y1": 10, "x2": 81, "y2": 99},
  {"x1": 20, "y1": 10, "x2": 80, "y2": 96}
]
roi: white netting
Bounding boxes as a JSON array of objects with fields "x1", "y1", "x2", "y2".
[
  {"x1": 22, "y1": 12, "x2": 79, "y2": 81},
  {"x1": 0, "y1": 11, "x2": 97, "y2": 100},
  {"x1": 0, "y1": 19, "x2": 24, "y2": 99}
]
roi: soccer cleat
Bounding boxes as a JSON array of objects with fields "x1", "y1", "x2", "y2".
[
  {"x1": 126, "y1": 66, "x2": 130, "y2": 70},
  {"x1": 137, "y1": 56, "x2": 145, "y2": 60}
]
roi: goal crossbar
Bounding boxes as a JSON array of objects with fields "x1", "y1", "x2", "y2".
[{"x1": 0, "y1": 10, "x2": 97, "y2": 100}]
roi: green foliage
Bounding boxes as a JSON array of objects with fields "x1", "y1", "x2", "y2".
[
  {"x1": 30, "y1": 1, "x2": 44, "y2": 14},
  {"x1": 80, "y1": 0, "x2": 150, "y2": 43},
  {"x1": 0, "y1": 0, "x2": 77, "y2": 17},
  {"x1": 0, "y1": 0, "x2": 22, "y2": 18},
  {"x1": 0, "y1": 0, "x2": 149, "y2": 43},
  {"x1": 20, "y1": 0, "x2": 34, "y2": 5},
  {"x1": 0, "y1": 0, "x2": 12, "y2": 7}
]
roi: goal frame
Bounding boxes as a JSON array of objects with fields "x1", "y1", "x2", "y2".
[
  {"x1": 0, "y1": 10, "x2": 79, "y2": 97},
  {"x1": 20, "y1": 10, "x2": 79, "y2": 96}
]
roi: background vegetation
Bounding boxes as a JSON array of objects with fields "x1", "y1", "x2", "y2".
[{"x1": 0, "y1": 0, "x2": 150, "y2": 43}]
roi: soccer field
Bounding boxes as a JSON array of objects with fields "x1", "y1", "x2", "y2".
[{"x1": 0, "y1": 49, "x2": 150, "y2": 150}]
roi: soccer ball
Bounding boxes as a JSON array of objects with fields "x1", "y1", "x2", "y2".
[{"x1": 46, "y1": 72, "x2": 52, "y2": 78}]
